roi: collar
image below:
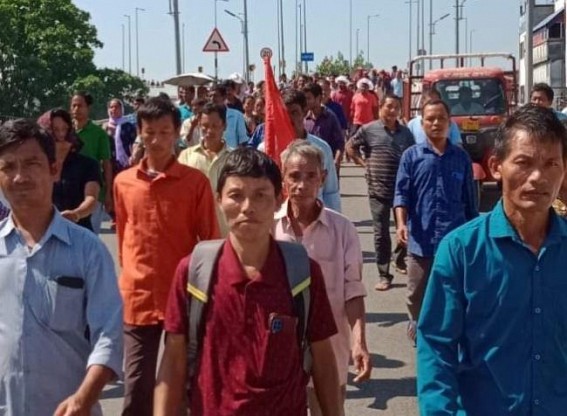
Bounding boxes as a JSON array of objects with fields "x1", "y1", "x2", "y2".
[
  {"x1": 275, "y1": 199, "x2": 328, "y2": 228},
  {"x1": 418, "y1": 138, "x2": 454, "y2": 155},
  {"x1": 195, "y1": 140, "x2": 230, "y2": 155},
  {"x1": 136, "y1": 157, "x2": 184, "y2": 179},
  {"x1": 376, "y1": 119, "x2": 402, "y2": 134},
  {"x1": 489, "y1": 199, "x2": 567, "y2": 244},
  {"x1": 76, "y1": 119, "x2": 93, "y2": 133},
  {"x1": 306, "y1": 106, "x2": 328, "y2": 121},
  {"x1": 0, "y1": 209, "x2": 71, "y2": 245}
]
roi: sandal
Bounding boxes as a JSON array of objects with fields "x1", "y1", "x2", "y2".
[{"x1": 374, "y1": 279, "x2": 392, "y2": 291}]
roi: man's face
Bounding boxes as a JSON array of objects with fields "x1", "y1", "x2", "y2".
[
  {"x1": 70, "y1": 96, "x2": 89, "y2": 122},
  {"x1": 218, "y1": 176, "x2": 281, "y2": 242},
  {"x1": 210, "y1": 90, "x2": 226, "y2": 106},
  {"x1": 490, "y1": 130, "x2": 564, "y2": 214},
  {"x1": 338, "y1": 81, "x2": 347, "y2": 91},
  {"x1": 0, "y1": 139, "x2": 56, "y2": 212},
  {"x1": 298, "y1": 78, "x2": 306, "y2": 89},
  {"x1": 421, "y1": 103, "x2": 450, "y2": 142},
  {"x1": 254, "y1": 99, "x2": 265, "y2": 117},
  {"x1": 320, "y1": 82, "x2": 331, "y2": 101},
  {"x1": 531, "y1": 91, "x2": 552, "y2": 108},
  {"x1": 199, "y1": 112, "x2": 225, "y2": 143},
  {"x1": 52, "y1": 117, "x2": 70, "y2": 142},
  {"x1": 304, "y1": 92, "x2": 321, "y2": 112},
  {"x1": 178, "y1": 87, "x2": 187, "y2": 103},
  {"x1": 186, "y1": 87, "x2": 196, "y2": 103},
  {"x1": 283, "y1": 154, "x2": 326, "y2": 209},
  {"x1": 138, "y1": 116, "x2": 177, "y2": 160},
  {"x1": 285, "y1": 103, "x2": 307, "y2": 137},
  {"x1": 379, "y1": 97, "x2": 401, "y2": 125},
  {"x1": 197, "y1": 86, "x2": 208, "y2": 99}
]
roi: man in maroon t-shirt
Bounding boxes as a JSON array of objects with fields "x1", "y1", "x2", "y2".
[{"x1": 154, "y1": 148, "x2": 341, "y2": 416}]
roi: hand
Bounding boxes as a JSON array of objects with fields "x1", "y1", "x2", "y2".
[
  {"x1": 351, "y1": 342, "x2": 372, "y2": 383},
  {"x1": 396, "y1": 225, "x2": 409, "y2": 246},
  {"x1": 53, "y1": 394, "x2": 90, "y2": 416},
  {"x1": 61, "y1": 210, "x2": 80, "y2": 223},
  {"x1": 190, "y1": 115, "x2": 200, "y2": 129}
]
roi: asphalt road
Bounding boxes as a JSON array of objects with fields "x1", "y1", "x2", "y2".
[{"x1": 98, "y1": 163, "x2": 501, "y2": 415}]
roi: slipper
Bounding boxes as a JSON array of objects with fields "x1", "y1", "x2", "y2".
[{"x1": 374, "y1": 280, "x2": 392, "y2": 291}]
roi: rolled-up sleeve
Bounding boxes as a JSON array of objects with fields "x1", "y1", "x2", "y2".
[
  {"x1": 84, "y1": 239, "x2": 124, "y2": 379},
  {"x1": 343, "y1": 221, "x2": 366, "y2": 301},
  {"x1": 394, "y1": 149, "x2": 413, "y2": 208}
]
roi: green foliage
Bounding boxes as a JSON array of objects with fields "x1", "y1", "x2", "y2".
[
  {"x1": 71, "y1": 69, "x2": 149, "y2": 120},
  {"x1": 0, "y1": 0, "x2": 101, "y2": 117},
  {"x1": 315, "y1": 51, "x2": 373, "y2": 77}
]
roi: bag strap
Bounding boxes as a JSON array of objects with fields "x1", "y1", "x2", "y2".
[
  {"x1": 186, "y1": 239, "x2": 225, "y2": 379},
  {"x1": 277, "y1": 241, "x2": 312, "y2": 373}
]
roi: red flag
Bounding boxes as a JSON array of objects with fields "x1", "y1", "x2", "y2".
[{"x1": 263, "y1": 55, "x2": 295, "y2": 166}]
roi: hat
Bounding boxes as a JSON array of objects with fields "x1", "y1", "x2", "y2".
[
  {"x1": 336, "y1": 75, "x2": 349, "y2": 84},
  {"x1": 228, "y1": 72, "x2": 245, "y2": 84},
  {"x1": 356, "y1": 78, "x2": 374, "y2": 90}
]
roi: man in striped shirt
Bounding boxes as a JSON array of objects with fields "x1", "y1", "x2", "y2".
[{"x1": 346, "y1": 93, "x2": 415, "y2": 291}]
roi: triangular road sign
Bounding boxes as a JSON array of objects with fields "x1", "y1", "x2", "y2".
[{"x1": 203, "y1": 28, "x2": 230, "y2": 52}]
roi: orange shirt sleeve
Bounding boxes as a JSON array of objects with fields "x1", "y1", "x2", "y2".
[
  {"x1": 113, "y1": 177, "x2": 126, "y2": 266},
  {"x1": 195, "y1": 175, "x2": 221, "y2": 241}
]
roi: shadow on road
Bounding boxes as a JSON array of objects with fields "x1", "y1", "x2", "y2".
[
  {"x1": 346, "y1": 372, "x2": 417, "y2": 410},
  {"x1": 365, "y1": 312, "x2": 408, "y2": 328}
]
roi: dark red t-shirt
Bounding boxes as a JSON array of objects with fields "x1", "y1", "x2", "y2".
[{"x1": 165, "y1": 238, "x2": 338, "y2": 416}]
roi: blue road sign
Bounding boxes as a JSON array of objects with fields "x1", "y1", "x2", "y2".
[{"x1": 301, "y1": 52, "x2": 314, "y2": 62}]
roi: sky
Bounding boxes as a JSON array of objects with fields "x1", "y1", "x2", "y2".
[{"x1": 72, "y1": 0, "x2": 522, "y2": 82}]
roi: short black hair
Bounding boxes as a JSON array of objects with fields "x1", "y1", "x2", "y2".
[
  {"x1": 283, "y1": 89, "x2": 307, "y2": 109},
  {"x1": 201, "y1": 102, "x2": 227, "y2": 125},
  {"x1": 380, "y1": 92, "x2": 401, "y2": 107},
  {"x1": 211, "y1": 85, "x2": 228, "y2": 98},
  {"x1": 191, "y1": 97, "x2": 207, "y2": 107},
  {"x1": 302, "y1": 82, "x2": 323, "y2": 98},
  {"x1": 494, "y1": 103, "x2": 567, "y2": 160},
  {"x1": 531, "y1": 82, "x2": 554, "y2": 102},
  {"x1": 222, "y1": 79, "x2": 237, "y2": 90},
  {"x1": 137, "y1": 97, "x2": 181, "y2": 131},
  {"x1": 422, "y1": 99, "x2": 451, "y2": 116},
  {"x1": 0, "y1": 119, "x2": 56, "y2": 164},
  {"x1": 217, "y1": 147, "x2": 282, "y2": 195},
  {"x1": 72, "y1": 91, "x2": 93, "y2": 106}
]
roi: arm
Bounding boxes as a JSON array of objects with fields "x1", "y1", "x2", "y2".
[
  {"x1": 154, "y1": 334, "x2": 187, "y2": 416},
  {"x1": 346, "y1": 297, "x2": 371, "y2": 382},
  {"x1": 345, "y1": 137, "x2": 365, "y2": 167},
  {"x1": 462, "y1": 154, "x2": 479, "y2": 220},
  {"x1": 417, "y1": 237, "x2": 465, "y2": 414},
  {"x1": 236, "y1": 112, "x2": 249, "y2": 146},
  {"x1": 395, "y1": 206, "x2": 409, "y2": 246},
  {"x1": 113, "y1": 180, "x2": 126, "y2": 266},
  {"x1": 54, "y1": 365, "x2": 115, "y2": 416},
  {"x1": 319, "y1": 143, "x2": 342, "y2": 212},
  {"x1": 60, "y1": 182, "x2": 99, "y2": 223},
  {"x1": 311, "y1": 338, "x2": 342, "y2": 416},
  {"x1": 394, "y1": 152, "x2": 412, "y2": 246},
  {"x1": 195, "y1": 176, "x2": 221, "y2": 240}
]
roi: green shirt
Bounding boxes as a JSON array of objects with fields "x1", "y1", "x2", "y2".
[
  {"x1": 77, "y1": 120, "x2": 111, "y2": 162},
  {"x1": 77, "y1": 120, "x2": 111, "y2": 202}
]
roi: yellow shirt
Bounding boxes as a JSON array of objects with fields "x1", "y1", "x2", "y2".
[{"x1": 178, "y1": 142, "x2": 232, "y2": 236}]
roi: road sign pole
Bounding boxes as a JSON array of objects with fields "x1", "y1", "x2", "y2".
[{"x1": 215, "y1": 52, "x2": 219, "y2": 81}]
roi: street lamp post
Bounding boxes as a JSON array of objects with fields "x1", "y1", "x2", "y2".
[
  {"x1": 135, "y1": 7, "x2": 145, "y2": 78},
  {"x1": 214, "y1": 0, "x2": 229, "y2": 80},
  {"x1": 429, "y1": 13, "x2": 450, "y2": 69},
  {"x1": 469, "y1": 29, "x2": 475, "y2": 65},
  {"x1": 367, "y1": 14, "x2": 379, "y2": 64},
  {"x1": 405, "y1": 0, "x2": 417, "y2": 68},
  {"x1": 182, "y1": 23, "x2": 186, "y2": 73},
  {"x1": 124, "y1": 14, "x2": 132, "y2": 74},
  {"x1": 225, "y1": 10, "x2": 246, "y2": 79},
  {"x1": 168, "y1": 0, "x2": 182, "y2": 74},
  {"x1": 355, "y1": 28, "x2": 360, "y2": 62},
  {"x1": 349, "y1": 0, "x2": 352, "y2": 67},
  {"x1": 303, "y1": 0, "x2": 308, "y2": 73},
  {"x1": 121, "y1": 24, "x2": 125, "y2": 71},
  {"x1": 243, "y1": 0, "x2": 250, "y2": 83}
]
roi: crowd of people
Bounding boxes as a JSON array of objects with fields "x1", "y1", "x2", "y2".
[{"x1": 0, "y1": 65, "x2": 567, "y2": 416}]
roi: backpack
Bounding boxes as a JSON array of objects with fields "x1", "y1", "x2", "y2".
[{"x1": 185, "y1": 239, "x2": 313, "y2": 380}]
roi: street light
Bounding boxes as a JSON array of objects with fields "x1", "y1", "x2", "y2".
[
  {"x1": 405, "y1": 0, "x2": 418, "y2": 68},
  {"x1": 469, "y1": 29, "x2": 475, "y2": 65},
  {"x1": 214, "y1": 0, "x2": 229, "y2": 80},
  {"x1": 225, "y1": 9, "x2": 246, "y2": 79},
  {"x1": 135, "y1": 7, "x2": 145, "y2": 78},
  {"x1": 367, "y1": 14, "x2": 379, "y2": 64},
  {"x1": 355, "y1": 28, "x2": 360, "y2": 62},
  {"x1": 124, "y1": 14, "x2": 132, "y2": 74},
  {"x1": 121, "y1": 24, "x2": 125, "y2": 71},
  {"x1": 429, "y1": 12, "x2": 450, "y2": 68},
  {"x1": 349, "y1": 0, "x2": 352, "y2": 67}
]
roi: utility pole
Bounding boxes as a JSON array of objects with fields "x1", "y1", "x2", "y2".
[
  {"x1": 349, "y1": 0, "x2": 353, "y2": 67},
  {"x1": 244, "y1": 0, "x2": 250, "y2": 83},
  {"x1": 182, "y1": 23, "x2": 186, "y2": 73},
  {"x1": 429, "y1": 13, "x2": 450, "y2": 69},
  {"x1": 303, "y1": 0, "x2": 308, "y2": 73},
  {"x1": 295, "y1": 0, "x2": 299, "y2": 75},
  {"x1": 121, "y1": 24, "x2": 125, "y2": 71},
  {"x1": 299, "y1": 3, "x2": 303, "y2": 74},
  {"x1": 124, "y1": 14, "x2": 132, "y2": 74},
  {"x1": 355, "y1": 28, "x2": 360, "y2": 62},
  {"x1": 455, "y1": 0, "x2": 460, "y2": 65},
  {"x1": 280, "y1": 0, "x2": 286, "y2": 77},
  {"x1": 429, "y1": 0, "x2": 432, "y2": 67},
  {"x1": 135, "y1": 7, "x2": 145, "y2": 77},
  {"x1": 168, "y1": 0, "x2": 182, "y2": 75},
  {"x1": 421, "y1": 0, "x2": 425, "y2": 55},
  {"x1": 277, "y1": 0, "x2": 281, "y2": 77},
  {"x1": 525, "y1": 0, "x2": 534, "y2": 102}
]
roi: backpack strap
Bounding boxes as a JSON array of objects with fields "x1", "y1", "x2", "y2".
[
  {"x1": 277, "y1": 241, "x2": 312, "y2": 373},
  {"x1": 186, "y1": 239, "x2": 225, "y2": 379}
]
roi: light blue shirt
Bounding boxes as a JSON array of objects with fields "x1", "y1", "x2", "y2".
[
  {"x1": 0, "y1": 211, "x2": 123, "y2": 416},
  {"x1": 407, "y1": 116, "x2": 462, "y2": 146},
  {"x1": 418, "y1": 200, "x2": 567, "y2": 415},
  {"x1": 391, "y1": 78, "x2": 403, "y2": 98},
  {"x1": 224, "y1": 107, "x2": 249, "y2": 149}
]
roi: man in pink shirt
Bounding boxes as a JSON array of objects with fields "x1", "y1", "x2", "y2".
[
  {"x1": 351, "y1": 78, "x2": 379, "y2": 132},
  {"x1": 274, "y1": 140, "x2": 372, "y2": 416}
]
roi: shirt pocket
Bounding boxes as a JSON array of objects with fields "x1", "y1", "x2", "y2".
[{"x1": 46, "y1": 279, "x2": 86, "y2": 332}]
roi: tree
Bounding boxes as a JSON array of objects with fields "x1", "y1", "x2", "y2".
[
  {"x1": 0, "y1": 0, "x2": 101, "y2": 117},
  {"x1": 71, "y1": 69, "x2": 149, "y2": 120},
  {"x1": 315, "y1": 51, "x2": 373, "y2": 77}
]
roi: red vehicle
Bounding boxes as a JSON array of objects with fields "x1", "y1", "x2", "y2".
[{"x1": 403, "y1": 53, "x2": 518, "y2": 197}]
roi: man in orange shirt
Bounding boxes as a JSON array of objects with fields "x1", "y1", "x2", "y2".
[
  {"x1": 351, "y1": 78, "x2": 379, "y2": 133},
  {"x1": 114, "y1": 97, "x2": 220, "y2": 416}
]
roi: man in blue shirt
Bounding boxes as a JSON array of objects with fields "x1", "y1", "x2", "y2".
[
  {"x1": 394, "y1": 99, "x2": 478, "y2": 343},
  {"x1": 417, "y1": 104, "x2": 567, "y2": 415},
  {"x1": 210, "y1": 84, "x2": 248, "y2": 148},
  {"x1": 0, "y1": 119, "x2": 123, "y2": 415},
  {"x1": 530, "y1": 82, "x2": 567, "y2": 122}
]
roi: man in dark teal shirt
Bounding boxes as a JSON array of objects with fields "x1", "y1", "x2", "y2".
[{"x1": 417, "y1": 104, "x2": 567, "y2": 415}]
